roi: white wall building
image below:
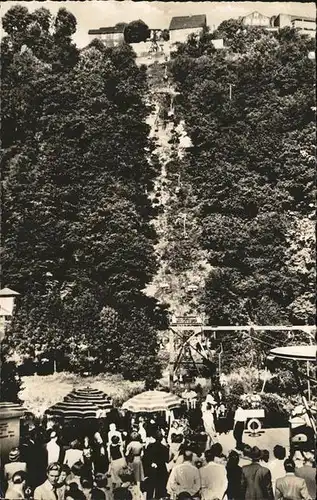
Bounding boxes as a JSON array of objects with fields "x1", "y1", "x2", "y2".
[{"x1": 169, "y1": 15, "x2": 207, "y2": 45}]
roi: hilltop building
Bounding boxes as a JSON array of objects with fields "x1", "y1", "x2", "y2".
[
  {"x1": 169, "y1": 15, "x2": 207, "y2": 45},
  {"x1": 241, "y1": 11, "x2": 272, "y2": 28},
  {"x1": 241, "y1": 10, "x2": 315, "y2": 37},
  {"x1": 273, "y1": 13, "x2": 315, "y2": 37},
  {"x1": 88, "y1": 24, "x2": 126, "y2": 46}
]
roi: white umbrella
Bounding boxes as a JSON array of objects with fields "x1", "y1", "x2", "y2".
[{"x1": 122, "y1": 390, "x2": 181, "y2": 413}]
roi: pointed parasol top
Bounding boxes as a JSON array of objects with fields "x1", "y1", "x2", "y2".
[{"x1": 0, "y1": 287, "x2": 20, "y2": 297}]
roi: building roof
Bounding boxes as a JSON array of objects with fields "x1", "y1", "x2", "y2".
[
  {"x1": 289, "y1": 14, "x2": 315, "y2": 22},
  {"x1": 88, "y1": 24, "x2": 126, "y2": 36},
  {"x1": 169, "y1": 15, "x2": 207, "y2": 31},
  {"x1": 243, "y1": 11, "x2": 271, "y2": 19}
]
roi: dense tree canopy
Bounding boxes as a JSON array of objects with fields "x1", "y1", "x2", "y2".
[
  {"x1": 170, "y1": 24, "x2": 316, "y2": 352},
  {"x1": 124, "y1": 19, "x2": 150, "y2": 43},
  {"x1": 1, "y1": 6, "x2": 166, "y2": 381}
]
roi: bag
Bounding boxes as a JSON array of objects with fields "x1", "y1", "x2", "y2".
[{"x1": 126, "y1": 449, "x2": 134, "y2": 463}]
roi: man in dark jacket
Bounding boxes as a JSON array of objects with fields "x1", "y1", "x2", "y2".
[
  {"x1": 143, "y1": 432, "x2": 169, "y2": 499},
  {"x1": 241, "y1": 446, "x2": 274, "y2": 500}
]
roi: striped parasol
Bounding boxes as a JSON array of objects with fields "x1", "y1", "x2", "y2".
[
  {"x1": 45, "y1": 399, "x2": 99, "y2": 419},
  {"x1": 122, "y1": 390, "x2": 181, "y2": 413},
  {"x1": 64, "y1": 387, "x2": 113, "y2": 410}
]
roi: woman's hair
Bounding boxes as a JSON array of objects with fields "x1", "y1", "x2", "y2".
[
  {"x1": 227, "y1": 450, "x2": 240, "y2": 467},
  {"x1": 11, "y1": 471, "x2": 27, "y2": 484},
  {"x1": 210, "y1": 443, "x2": 223, "y2": 457},
  {"x1": 60, "y1": 464, "x2": 71, "y2": 475},
  {"x1": 95, "y1": 472, "x2": 108, "y2": 488},
  {"x1": 80, "y1": 477, "x2": 93, "y2": 489},
  {"x1": 130, "y1": 431, "x2": 140, "y2": 441},
  {"x1": 111, "y1": 435, "x2": 120, "y2": 445},
  {"x1": 71, "y1": 461, "x2": 83, "y2": 476},
  {"x1": 261, "y1": 449, "x2": 270, "y2": 463},
  {"x1": 71, "y1": 439, "x2": 81, "y2": 449},
  {"x1": 177, "y1": 492, "x2": 193, "y2": 500}
]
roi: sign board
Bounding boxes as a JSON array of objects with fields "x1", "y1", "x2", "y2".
[{"x1": 171, "y1": 316, "x2": 203, "y2": 327}]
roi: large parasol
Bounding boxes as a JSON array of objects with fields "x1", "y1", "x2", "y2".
[
  {"x1": 45, "y1": 399, "x2": 99, "y2": 419},
  {"x1": 64, "y1": 387, "x2": 113, "y2": 410},
  {"x1": 122, "y1": 390, "x2": 181, "y2": 413},
  {"x1": 269, "y1": 345, "x2": 316, "y2": 362}
]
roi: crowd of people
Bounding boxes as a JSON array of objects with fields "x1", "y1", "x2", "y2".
[{"x1": 1, "y1": 393, "x2": 316, "y2": 500}]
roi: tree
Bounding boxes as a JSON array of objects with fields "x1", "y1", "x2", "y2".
[
  {"x1": 169, "y1": 21, "x2": 315, "y2": 368},
  {"x1": 124, "y1": 20, "x2": 150, "y2": 43},
  {"x1": 1, "y1": 7, "x2": 166, "y2": 380}
]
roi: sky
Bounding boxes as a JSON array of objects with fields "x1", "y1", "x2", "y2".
[{"x1": 1, "y1": 1, "x2": 315, "y2": 48}]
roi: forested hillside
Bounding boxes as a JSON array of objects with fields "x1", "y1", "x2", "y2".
[
  {"x1": 169, "y1": 22, "x2": 315, "y2": 362},
  {"x1": 1, "y1": 5, "x2": 167, "y2": 381}
]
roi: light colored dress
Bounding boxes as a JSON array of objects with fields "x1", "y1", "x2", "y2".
[{"x1": 126, "y1": 441, "x2": 144, "y2": 483}]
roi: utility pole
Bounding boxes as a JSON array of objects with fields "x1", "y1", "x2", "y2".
[
  {"x1": 229, "y1": 83, "x2": 235, "y2": 101},
  {"x1": 169, "y1": 328, "x2": 175, "y2": 391},
  {"x1": 180, "y1": 213, "x2": 187, "y2": 238}
]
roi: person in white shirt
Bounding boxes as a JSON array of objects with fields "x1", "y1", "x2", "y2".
[
  {"x1": 34, "y1": 462, "x2": 61, "y2": 500},
  {"x1": 167, "y1": 450, "x2": 200, "y2": 499},
  {"x1": 64, "y1": 440, "x2": 84, "y2": 468},
  {"x1": 268, "y1": 445, "x2": 287, "y2": 494},
  {"x1": 46, "y1": 431, "x2": 61, "y2": 465},
  {"x1": 200, "y1": 448, "x2": 228, "y2": 500},
  {"x1": 233, "y1": 406, "x2": 247, "y2": 451},
  {"x1": 108, "y1": 423, "x2": 122, "y2": 444}
]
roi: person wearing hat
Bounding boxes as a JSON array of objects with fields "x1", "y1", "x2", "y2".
[
  {"x1": 4, "y1": 448, "x2": 27, "y2": 483},
  {"x1": 241, "y1": 446, "x2": 274, "y2": 500}
]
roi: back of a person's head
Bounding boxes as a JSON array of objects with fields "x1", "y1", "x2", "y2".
[
  {"x1": 80, "y1": 477, "x2": 93, "y2": 490},
  {"x1": 155, "y1": 430, "x2": 163, "y2": 442},
  {"x1": 66, "y1": 484, "x2": 86, "y2": 500},
  {"x1": 12, "y1": 471, "x2": 26, "y2": 485},
  {"x1": 177, "y1": 492, "x2": 193, "y2": 500},
  {"x1": 95, "y1": 473, "x2": 108, "y2": 488},
  {"x1": 130, "y1": 431, "x2": 140, "y2": 441},
  {"x1": 273, "y1": 445, "x2": 286, "y2": 460},
  {"x1": 91, "y1": 487, "x2": 107, "y2": 500},
  {"x1": 71, "y1": 461, "x2": 83, "y2": 477},
  {"x1": 205, "y1": 448, "x2": 216, "y2": 463},
  {"x1": 243, "y1": 445, "x2": 252, "y2": 457},
  {"x1": 61, "y1": 464, "x2": 71, "y2": 475},
  {"x1": 111, "y1": 435, "x2": 120, "y2": 445},
  {"x1": 261, "y1": 449, "x2": 270, "y2": 463},
  {"x1": 284, "y1": 458, "x2": 295, "y2": 473},
  {"x1": 113, "y1": 487, "x2": 133, "y2": 500},
  {"x1": 183, "y1": 450, "x2": 193, "y2": 462},
  {"x1": 210, "y1": 443, "x2": 222, "y2": 457},
  {"x1": 227, "y1": 450, "x2": 239, "y2": 467},
  {"x1": 71, "y1": 439, "x2": 80, "y2": 449}
]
